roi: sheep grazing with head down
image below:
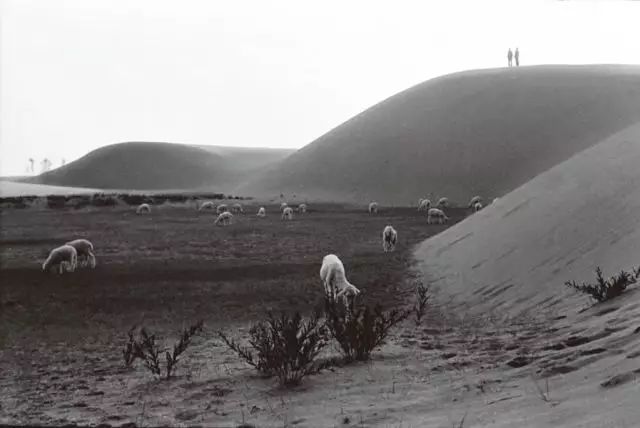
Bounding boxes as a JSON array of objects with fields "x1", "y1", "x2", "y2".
[
  {"x1": 198, "y1": 201, "x2": 215, "y2": 211},
  {"x1": 281, "y1": 206, "x2": 293, "y2": 220},
  {"x1": 231, "y1": 203, "x2": 243, "y2": 214},
  {"x1": 257, "y1": 207, "x2": 266, "y2": 217},
  {"x1": 65, "y1": 239, "x2": 96, "y2": 268},
  {"x1": 468, "y1": 196, "x2": 483, "y2": 208},
  {"x1": 216, "y1": 204, "x2": 229, "y2": 214},
  {"x1": 320, "y1": 254, "x2": 361, "y2": 312},
  {"x1": 493, "y1": 197, "x2": 500, "y2": 204},
  {"x1": 136, "y1": 203, "x2": 151, "y2": 215},
  {"x1": 215, "y1": 211, "x2": 233, "y2": 226},
  {"x1": 382, "y1": 225, "x2": 398, "y2": 252},
  {"x1": 297, "y1": 203, "x2": 307, "y2": 213},
  {"x1": 368, "y1": 202, "x2": 378, "y2": 214},
  {"x1": 473, "y1": 202, "x2": 483, "y2": 212},
  {"x1": 437, "y1": 197, "x2": 449, "y2": 208},
  {"x1": 427, "y1": 208, "x2": 449, "y2": 225},
  {"x1": 418, "y1": 199, "x2": 431, "y2": 212},
  {"x1": 280, "y1": 202, "x2": 288, "y2": 212},
  {"x1": 43, "y1": 244, "x2": 78, "y2": 274}
]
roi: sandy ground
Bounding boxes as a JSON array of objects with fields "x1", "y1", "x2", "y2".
[{"x1": 0, "y1": 181, "x2": 102, "y2": 197}]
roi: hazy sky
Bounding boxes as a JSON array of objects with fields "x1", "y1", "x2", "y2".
[{"x1": 1, "y1": 0, "x2": 639, "y2": 175}]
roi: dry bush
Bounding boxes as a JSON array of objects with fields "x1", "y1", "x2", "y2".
[
  {"x1": 414, "y1": 282, "x2": 431, "y2": 326},
  {"x1": 565, "y1": 266, "x2": 640, "y2": 303},
  {"x1": 218, "y1": 311, "x2": 328, "y2": 386},
  {"x1": 324, "y1": 295, "x2": 410, "y2": 362}
]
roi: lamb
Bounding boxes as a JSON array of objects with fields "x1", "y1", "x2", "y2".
[
  {"x1": 257, "y1": 207, "x2": 266, "y2": 217},
  {"x1": 427, "y1": 208, "x2": 449, "y2": 224},
  {"x1": 42, "y1": 244, "x2": 78, "y2": 274},
  {"x1": 320, "y1": 254, "x2": 361, "y2": 311},
  {"x1": 418, "y1": 199, "x2": 431, "y2": 211},
  {"x1": 468, "y1": 196, "x2": 483, "y2": 208},
  {"x1": 368, "y1": 202, "x2": 378, "y2": 214},
  {"x1": 437, "y1": 197, "x2": 449, "y2": 208},
  {"x1": 136, "y1": 203, "x2": 151, "y2": 214},
  {"x1": 280, "y1": 202, "x2": 288, "y2": 211},
  {"x1": 231, "y1": 203, "x2": 243, "y2": 214},
  {"x1": 297, "y1": 203, "x2": 307, "y2": 213},
  {"x1": 198, "y1": 201, "x2": 215, "y2": 211},
  {"x1": 382, "y1": 225, "x2": 398, "y2": 252},
  {"x1": 473, "y1": 202, "x2": 483, "y2": 212},
  {"x1": 216, "y1": 204, "x2": 229, "y2": 214},
  {"x1": 65, "y1": 239, "x2": 96, "y2": 268},
  {"x1": 214, "y1": 211, "x2": 233, "y2": 226},
  {"x1": 281, "y1": 206, "x2": 294, "y2": 220}
]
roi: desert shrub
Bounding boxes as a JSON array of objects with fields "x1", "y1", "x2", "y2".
[
  {"x1": 122, "y1": 320, "x2": 203, "y2": 379},
  {"x1": 46, "y1": 195, "x2": 68, "y2": 209},
  {"x1": 118, "y1": 193, "x2": 152, "y2": 206},
  {"x1": 91, "y1": 193, "x2": 117, "y2": 207},
  {"x1": 218, "y1": 311, "x2": 328, "y2": 386},
  {"x1": 324, "y1": 295, "x2": 410, "y2": 362},
  {"x1": 71, "y1": 195, "x2": 92, "y2": 209},
  {"x1": 565, "y1": 266, "x2": 640, "y2": 303},
  {"x1": 414, "y1": 283, "x2": 431, "y2": 326}
]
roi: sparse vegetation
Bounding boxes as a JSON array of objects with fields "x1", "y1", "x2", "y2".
[
  {"x1": 218, "y1": 311, "x2": 328, "y2": 386},
  {"x1": 324, "y1": 295, "x2": 410, "y2": 362},
  {"x1": 122, "y1": 320, "x2": 203, "y2": 379},
  {"x1": 565, "y1": 266, "x2": 640, "y2": 303},
  {"x1": 414, "y1": 282, "x2": 431, "y2": 326}
]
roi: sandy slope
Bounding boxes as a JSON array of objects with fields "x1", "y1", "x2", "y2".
[{"x1": 0, "y1": 181, "x2": 101, "y2": 197}]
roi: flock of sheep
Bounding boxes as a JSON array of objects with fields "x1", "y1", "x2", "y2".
[{"x1": 41, "y1": 194, "x2": 491, "y2": 311}]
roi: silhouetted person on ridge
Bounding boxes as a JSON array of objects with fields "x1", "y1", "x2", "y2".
[
  {"x1": 515, "y1": 48, "x2": 520, "y2": 66},
  {"x1": 507, "y1": 48, "x2": 513, "y2": 67}
]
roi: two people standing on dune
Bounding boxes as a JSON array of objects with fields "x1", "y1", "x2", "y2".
[{"x1": 507, "y1": 48, "x2": 520, "y2": 67}]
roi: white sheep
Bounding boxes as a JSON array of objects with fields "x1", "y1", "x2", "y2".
[
  {"x1": 437, "y1": 197, "x2": 449, "y2": 208},
  {"x1": 65, "y1": 239, "x2": 96, "y2": 268},
  {"x1": 493, "y1": 197, "x2": 500, "y2": 204},
  {"x1": 231, "y1": 203, "x2": 243, "y2": 214},
  {"x1": 297, "y1": 203, "x2": 307, "y2": 213},
  {"x1": 136, "y1": 203, "x2": 151, "y2": 214},
  {"x1": 198, "y1": 201, "x2": 215, "y2": 211},
  {"x1": 418, "y1": 199, "x2": 432, "y2": 211},
  {"x1": 280, "y1": 202, "x2": 288, "y2": 211},
  {"x1": 216, "y1": 204, "x2": 229, "y2": 214},
  {"x1": 257, "y1": 207, "x2": 266, "y2": 217},
  {"x1": 320, "y1": 254, "x2": 361, "y2": 311},
  {"x1": 473, "y1": 202, "x2": 483, "y2": 212},
  {"x1": 427, "y1": 208, "x2": 449, "y2": 225},
  {"x1": 42, "y1": 244, "x2": 78, "y2": 274},
  {"x1": 368, "y1": 202, "x2": 378, "y2": 214},
  {"x1": 468, "y1": 196, "x2": 483, "y2": 208},
  {"x1": 215, "y1": 211, "x2": 233, "y2": 226},
  {"x1": 281, "y1": 206, "x2": 294, "y2": 220},
  {"x1": 382, "y1": 225, "x2": 398, "y2": 252}
]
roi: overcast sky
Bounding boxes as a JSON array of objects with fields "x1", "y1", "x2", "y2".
[{"x1": 1, "y1": 0, "x2": 639, "y2": 175}]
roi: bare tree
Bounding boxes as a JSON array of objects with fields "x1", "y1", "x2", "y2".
[
  {"x1": 29, "y1": 158, "x2": 34, "y2": 173},
  {"x1": 40, "y1": 158, "x2": 52, "y2": 173}
]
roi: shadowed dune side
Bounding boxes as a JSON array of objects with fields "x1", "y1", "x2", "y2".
[
  {"x1": 238, "y1": 65, "x2": 640, "y2": 204},
  {"x1": 413, "y1": 121, "x2": 640, "y2": 319}
]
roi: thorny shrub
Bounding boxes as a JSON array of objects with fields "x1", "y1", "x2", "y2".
[
  {"x1": 218, "y1": 311, "x2": 328, "y2": 387},
  {"x1": 565, "y1": 266, "x2": 640, "y2": 303},
  {"x1": 324, "y1": 294, "x2": 410, "y2": 362},
  {"x1": 414, "y1": 282, "x2": 431, "y2": 326}
]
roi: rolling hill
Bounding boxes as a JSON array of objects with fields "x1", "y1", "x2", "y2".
[
  {"x1": 237, "y1": 65, "x2": 640, "y2": 204},
  {"x1": 24, "y1": 142, "x2": 294, "y2": 192}
]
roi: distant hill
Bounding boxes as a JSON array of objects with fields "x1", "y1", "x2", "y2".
[
  {"x1": 237, "y1": 65, "x2": 640, "y2": 204},
  {"x1": 25, "y1": 142, "x2": 294, "y2": 192}
]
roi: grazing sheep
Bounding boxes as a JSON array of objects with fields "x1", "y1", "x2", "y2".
[
  {"x1": 427, "y1": 208, "x2": 449, "y2": 225},
  {"x1": 382, "y1": 225, "x2": 398, "y2": 252},
  {"x1": 214, "y1": 211, "x2": 233, "y2": 226},
  {"x1": 281, "y1": 206, "x2": 294, "y2": 220},
  {"x1": 216, "y1": 204, "x2": 229, "y2": 214},
  {"x1": 368, "y1": 202, "x2": 379, "y2": 214},
  {"x1": 65, "y1": 239, "x2": 96, "y2": 268},
  {"x1": 280, "y1": 202, "x2": 288, "y2": 211},
  {"x1": 493, "y1": 197, "x2": 500, "y2": 204},
  {"x1": 297, "y1": 203, "x2": 307, "y2": 213},
  {"x1": 231, "y1": 203, "x2": 243, "y2": 214},
  {"x1": 42, "y1": 245, "x2": 78, "y2": 274},
  {"x1": 320, "y1": 254, "x2": 361, "y2": 311},
  {"x1": 418, "y1": 199, "x2": 432, "y2": 211},
  {"x1": 468, "y1": 196, "x2": 483, "y2": 208},
  {"x1": 136, "y1": 203, "x2": 151, "y2": 214},
  {"x1": 198, "y1": 201, "x2": 215, "y2": 211},
  {"x1": 473, "y1": 202, "x2": 483, "y2": 212},
  {"x1": 257, "y1": 207, "x2": 266, "y2": 217},
  {"x1": 437, "y1": 197, "x2": 449, "y2": 208}
]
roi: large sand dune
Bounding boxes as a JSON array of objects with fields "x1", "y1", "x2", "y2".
[{"x1": 238, "y1": 65, "x2": 640, "y2": 204}]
